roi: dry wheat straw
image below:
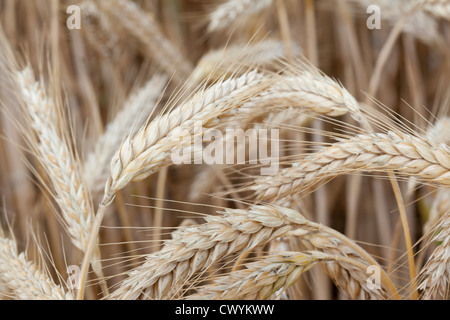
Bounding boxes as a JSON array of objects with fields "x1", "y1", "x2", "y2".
[
  {"x1": 187, "y1": 251, "x2": 329, "y2": 300},
  {"x1": 109, "y1": 205, "x2": 309, "y2": 299},
  {"x1": 16, "y1": 68, "x2": 102, "y2": 274},
  {"x1": 3, "y1": 0, "x2": 450, "y2": 303},
  {"x1": 101, "y1": 0, "x2": 192, "y2": 83},
  {"x1": 84, "y1": 74, "x2": 167, "y2": 194},
  {"x1": 252, "y1": 131, "x2": 450, "y2": 202},
  {"x1": 208, "y1": 0, "x2": 273, "y2": 32},
  {"x1": 0, "y1": 236, "x2": 73, "y2": 300}
]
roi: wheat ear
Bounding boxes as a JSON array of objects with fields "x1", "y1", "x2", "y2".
[
  {"x1": 301, "y1": 232, "x2": 391, "y2": 299},
  {"x1": 345, "y1": 0, "x2": 440, "y2": 44},
  {"x1": 108, "y1": 205, "x2": 308, "y2": 299},
  {"x1": 84, "y1": 74, "x2": 167, "y2": 194},
  {"x1": 252, "y1": 131, "x2": 450, "y2": 202},
  {"x1": 424, "y1": 189, "x2": 450, "y2": 235},
  {"x1": 418, "y1": 0, "x2": 450, "y2": 20},
  {"x1": 285, "y1": 214, "x2": 398, "y2": 299},
  {"x1": 110, "y1": 204, "x2": 398, "y2": 299},
  {"x1": 77, "y1": 70, "x2": 267, "y2": 299},
  {"x1": 407, "y1": 117, "x2": 450, "y2": 198},
  {"x1": 233, "y1": 59, "x2": 373, "y2": 131},
  {"x1": 80, "y1": 0, "x2": 119, "y2": 59},
  {"x1": 241, "y1": 74, "x2": 358, "y2": 118},
  {"x1": 16, "y1": 68, "x2": 102, "y2": 276},
  {"x1": 418, "y1": 210, "x2": 450, "y2": 299},
  {"x1": 187, "y1": 251, "x2": 328, "y2": 300},
  {"x1": 0, "y1": 236, "x2": 73, "y2": 300},
  {"x1": 104, "y1": 70, "x2": 265, "y2": 199},
  {"x1": 187, "y1": 250, "x2": 380, "y2": 300},
  {"x1": 192, "y1": 39, "x2": 300, "y2": 83},
  {"x1": 208, "y1": 0, "x2": 273, "y2": 32}
]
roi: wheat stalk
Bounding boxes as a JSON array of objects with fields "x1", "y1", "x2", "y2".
[
  {"x1": 16, "y1": 68, "x2": 103, "y2": 276},
  {"x1": 188, "y1": 166, "x2": 220, "y2": 202}
]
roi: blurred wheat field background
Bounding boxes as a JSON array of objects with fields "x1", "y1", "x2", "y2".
[{"x1": 0, "y1": 0, "x2": 449, "y2": 300}]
